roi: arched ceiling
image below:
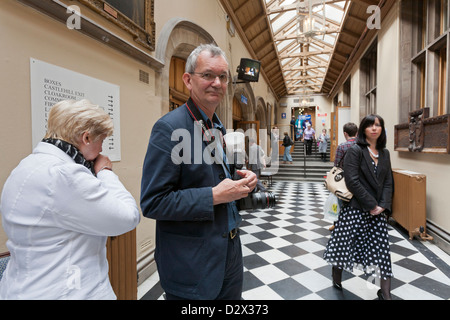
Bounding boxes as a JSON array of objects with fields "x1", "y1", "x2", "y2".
[{"x1": 220, "y1": 0, "x2": 396, "y2": 100}]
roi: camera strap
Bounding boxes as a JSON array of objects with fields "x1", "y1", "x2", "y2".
[
  {"x1": 185, "y1": 98, "x2": 232, "y2": 176},
  {"x1": 185, "y1": 98, "x2": 225, "y2": 146}
]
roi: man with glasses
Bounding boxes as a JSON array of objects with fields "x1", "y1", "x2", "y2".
[{"x1": 141, "y1": 44, "x2": 257, "y2": 300}]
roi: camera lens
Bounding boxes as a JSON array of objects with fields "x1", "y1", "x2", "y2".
[
  {"x1": 238, "y1": 191, "x2": 276, "y2": 211},
  {"x1": 253, "y1": 192, "x2": 276, "y2": 209}
]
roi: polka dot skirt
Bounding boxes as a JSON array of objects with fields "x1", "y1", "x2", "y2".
[{"x1": 323, "y1": 205, "x2": 393, "y2": 280}]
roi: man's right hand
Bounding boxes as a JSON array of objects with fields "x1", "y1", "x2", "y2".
[{"x1": 212, "y1": 178, "x2": 252, "y2": 205}]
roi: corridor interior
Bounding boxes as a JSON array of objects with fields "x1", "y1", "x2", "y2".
[{"x1": 138, "y1": 181, "x2": 450, "y2": 300}]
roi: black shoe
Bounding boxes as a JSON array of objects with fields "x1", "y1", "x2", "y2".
[
  {"x1": 378, "y1": 277, "x2": 393, "y2": 300},
  {"x1": 332, "y1": 266, "x2": 343, "y2": 291},
  {"x1": 333, "y1": 280, "x2": 343, "y2": 291},
  {"x1": 377, "y1": 289, "x2": 392, "y2": 300}
]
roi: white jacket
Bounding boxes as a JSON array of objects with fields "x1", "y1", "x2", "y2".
[{"x1": 0, "y1": 142, "x2": 140, "y2": 300}]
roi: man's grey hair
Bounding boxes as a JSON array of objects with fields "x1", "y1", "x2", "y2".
[{"x1": 185, "y1": 44, "x2": 229, "y2": 73}]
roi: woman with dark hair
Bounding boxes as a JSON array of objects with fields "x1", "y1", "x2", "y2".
[
  {"x1": 323, "y1": 114, "x2": 394, "y2": 300},
  {"x1": 356, "y1": 114, "x2": 388, "y2": 151}
]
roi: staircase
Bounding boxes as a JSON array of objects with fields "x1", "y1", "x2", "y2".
[{"x1": 271, "y1": 140, "x2": 333, "y2": 183}]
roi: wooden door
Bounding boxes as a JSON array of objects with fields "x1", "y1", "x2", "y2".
[
  {"x1": 233, "y1": 97, "x2": 244, "y2": 129},
  {"x1": 236, "y1": 121, "x2": 260, "y2": 143},
  {"x1": 106, "y1": 229, "x2": 137, "y2": 300},
  {"x1": 169, "y1": 57, "x2": 189, "y2": 110}
]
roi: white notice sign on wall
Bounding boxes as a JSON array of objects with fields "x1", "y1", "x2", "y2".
[{"x1": 30, "y1": 58, "x2": 121, "y2": 161}]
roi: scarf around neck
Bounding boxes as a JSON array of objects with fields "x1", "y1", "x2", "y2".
[{"x1": 42, "y1": 138, "x2": 95, "y2": 174}]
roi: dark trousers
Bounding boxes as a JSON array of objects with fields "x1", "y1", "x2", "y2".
[
  {"x1": 165, "y1": 234, "x2": 243, "y2": 300},
  {"x1": 305, "y1": 139, "x2": 313, "y2": 155}
]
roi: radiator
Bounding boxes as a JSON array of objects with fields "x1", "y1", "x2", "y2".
[{"x1": 392, "y1": 169, "x2": 429, "y2": 240}]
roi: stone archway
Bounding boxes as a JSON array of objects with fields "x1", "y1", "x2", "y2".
[
  {"x1": 156, "y1": 18, "x2": 215, "y2": 115},
  {"x1": 255, "y1": 96, "x2": 267, "y2": 131},
  {"x1": 255, "y1": 97, "x2": 269, "y2": 152},
  {"x1": 232, "y1": 82, "x2": 256, "y2": 123},
  {"x1": 155, "y1": 18, "x2": 231, "y2": 122}
]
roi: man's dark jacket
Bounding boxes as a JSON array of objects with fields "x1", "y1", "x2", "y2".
[{"x1": 140, "y1": 99, "x2": 233, "y2": 300}]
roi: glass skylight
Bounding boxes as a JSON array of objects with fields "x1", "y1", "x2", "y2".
[{"x1": 264, "y1": 0, "x2": 349, "y2": 95}]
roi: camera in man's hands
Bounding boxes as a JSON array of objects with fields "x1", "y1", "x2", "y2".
[
  {"x1": 233, "y1": 165, "x2": 277, "y2": 211},
  {"x1": 224, "y1": 132, "x2": 276, "y2": 211},
  {"x1": 236, "y1": 185, "x2": 277, "y2": 211}
]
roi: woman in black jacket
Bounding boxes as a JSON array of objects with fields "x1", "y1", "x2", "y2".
[{"x1": 323, "y1": 114, "x2": 394, "y2": 300}]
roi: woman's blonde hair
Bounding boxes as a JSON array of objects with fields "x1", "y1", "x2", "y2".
[{"x1": 44, "y1": 99, "x2": 113, "y2": 147}]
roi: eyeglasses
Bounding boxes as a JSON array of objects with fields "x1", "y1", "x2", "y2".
[{"x1": 190, "y1": 72, "x2": 229, "y2": 84}]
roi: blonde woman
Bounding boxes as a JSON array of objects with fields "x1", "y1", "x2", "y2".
[{"x1": 0, "y1": 99, "x2": 140, "y2": 299}]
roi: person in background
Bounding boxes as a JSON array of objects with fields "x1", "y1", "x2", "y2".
[
  {"x1": 282, "y1": 132, "x2": 293, "y2": 164},
  {"x1": 270, "y1": 126, "x2": 279, "y2": 165},
  {"x1": 290, "y1": 116, "x2": 296, "y2": 140},
  {"x1": 334, "y1": 122, "x2": 358, "y2": 168},
  {"x1": 328, "y1": 122, "x2": 358, "y2": 231},
  {"x1": 296, "y1": 114, "x2": 303, "y2": 140},
  {"x1": 323, "y1": 114, "x2": 394, "y2": 300},
  {"x1": 318, "y1": 128, "x2": 330, "y2": 162},
  {"x1": 303, "y1": 122, "x2": 315, "y2": 155},
  {"x1": 248, "y1": 138, "x2": 266, "y2": 178},
  {"x1": 0, "y1": 99, "x2": 140, "y2": 300},
  {"x1": 140, "y1": 44, "x2": 257, "y2": 300}
]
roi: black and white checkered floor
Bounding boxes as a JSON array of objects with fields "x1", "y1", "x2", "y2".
[{"x1": 139, "y1": 181, "x2": 450, "y2": 300}]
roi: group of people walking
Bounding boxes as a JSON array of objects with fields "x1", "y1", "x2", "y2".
[
  {"x1": 0, "y1": 43, "x2": 393, "y2": 301},
  {"x1": 282, "y1": 122, "x2": 330, "y2": 164}
]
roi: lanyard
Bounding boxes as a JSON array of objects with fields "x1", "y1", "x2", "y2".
[
  {"x1": 185, "y1": 99, "x2": 226, "y2": 147},
  {"x1": 185, "y1": 99, "x2": 232, "y2": 177}
]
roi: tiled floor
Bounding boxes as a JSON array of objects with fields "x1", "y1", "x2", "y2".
[{"x1": 139, "y1": 181, "x2": 450, "y2": 300}]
